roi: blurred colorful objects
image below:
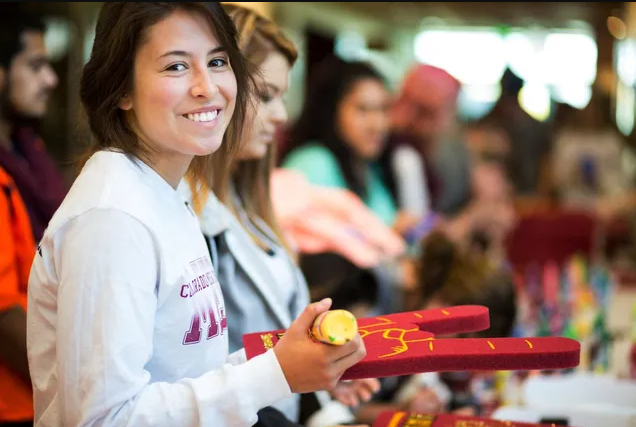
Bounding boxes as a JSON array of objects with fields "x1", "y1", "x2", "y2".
[
  {"x1": 515, "y1": 255, "x2": 615, "y2": 372},
  {"x1": 484, "y1": 254, "x2": 621, "y2": 412}
]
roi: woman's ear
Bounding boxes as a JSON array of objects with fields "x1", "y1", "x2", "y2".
[{"x1": 119, "y1": 94, "x2": 132, "y2": 111}]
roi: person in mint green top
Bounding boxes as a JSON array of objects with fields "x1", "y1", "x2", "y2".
[
  {"x1": 283, "y1": 143, "x2": 397, "y2": 226},
  {"x1": 280, "y1": 56, "x2": 399, "y2": 228}
]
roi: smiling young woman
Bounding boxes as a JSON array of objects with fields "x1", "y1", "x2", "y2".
[{"x1": 26, "y1": 3, "x2": 288, "y2": 427}]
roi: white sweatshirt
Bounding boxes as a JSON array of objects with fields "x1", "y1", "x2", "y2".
[{"x1": 26, "y1": 151, "x2": 291, "y2": 427}]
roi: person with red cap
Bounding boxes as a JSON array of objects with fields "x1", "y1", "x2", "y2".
[
  {"x1": 386, "y1": 63, "x2": 515, "y2": 254},
  {"x1": 388, "y1": 63, "x2": 463, "y2": 221}
]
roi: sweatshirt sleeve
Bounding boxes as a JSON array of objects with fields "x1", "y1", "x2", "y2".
[
  {"x1": 51, "y1": 209, "x2": 291, "y2": 427},
  {"x1": 391, "y1": 144, "x2": 430, "y2": 218}
]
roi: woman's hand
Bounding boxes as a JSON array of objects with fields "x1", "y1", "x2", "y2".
[
  {"x1": 274, "y1": 299, "x2": 367, "y2": 393},
  {"x1": 393, "y1": 211, "x2": 421, "y2": 236},
  {"x1": 405, "y1": 386, "x2": 444, "y2": 414},
  {"x1": 331, "y1": 378, "x2": 381, "y2": 407}
]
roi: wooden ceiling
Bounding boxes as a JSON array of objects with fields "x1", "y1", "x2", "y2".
[{"x1": 335, "y1": 2, "x2": 623, "y2": 29}]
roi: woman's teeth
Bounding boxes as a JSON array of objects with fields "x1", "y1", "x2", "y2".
[{"x1": 185, "y1": 110, "x2": 218, "y2": 122}]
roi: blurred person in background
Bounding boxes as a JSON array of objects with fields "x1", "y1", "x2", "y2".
[
  {"x1": 0, "y1": 165, "x2": 34, "y2": 427},
  {"x1": 0, "y1": 13, "x2": 65, "y2": 243},
  {"x1": 480, "y1": 68, "x2": 553, "y2": 199},
  {"x1": 463, "y1": 122, "x2": 510, "y2": 165},
  {"x1": 0, "y1": 13, "x2": 61, "y2": 427},
  {"x1": 388, "y1": 63, "x2": 468, "y2": 220},
  {"x1": 280, "y1": 56, "x2": 407, "y2": 315},
  {"x1": 281, "y1": 56, "x2": 400, "y2": 231},
  {"x1": 387, "y1": 63, "x2": 515, "y2": 267}
]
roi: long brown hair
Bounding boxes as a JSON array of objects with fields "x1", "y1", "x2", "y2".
[
  {"x1": 80, "y1": 2, "x2": 251, "y2": 197},
  {"x1": 197, "y1": 4, "x2": 297, "y2": 251}
]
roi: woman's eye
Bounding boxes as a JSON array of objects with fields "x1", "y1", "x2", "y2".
[
  {"x1": 166, "y1": 63, "x2": 187, "y2": 72},
  {"x1": 209, "y1": 58, "x2": 228, "y2": 68},
  {"x1": 259, "y1": 92, "x2": 273, "y2": 103}
]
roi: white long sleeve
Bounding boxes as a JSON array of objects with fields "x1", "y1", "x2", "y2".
[
  {"x1": 391, "y1": 145, "x2": 429, "y2": 217},
  {"x1": 227, "y1": 348, "x2": 248, "y2": 366},
  {"x1": 28, "y1": 208, "x2": 291, "y2": 427}
]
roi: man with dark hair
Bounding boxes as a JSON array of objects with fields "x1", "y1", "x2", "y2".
[
  {"x1": 0, "y1": 13, "x2": 65, "y2": 241},
  {"x1": 0, "y1": 12, "x2": 65, "y2": 427}
]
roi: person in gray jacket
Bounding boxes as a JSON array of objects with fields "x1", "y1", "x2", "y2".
[{"x1": 180, "y1": 5, "x2": 378, "y2": 427}]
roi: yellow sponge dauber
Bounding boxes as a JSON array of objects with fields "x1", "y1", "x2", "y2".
[{"x1": 311, "y1": 309, "x2": 358, "y2": 345}]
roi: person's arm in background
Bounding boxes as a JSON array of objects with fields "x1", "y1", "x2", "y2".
[
  {"x1": 437, "y1": 206, "x2": 477, "y2": 246},
  {"x1": 0, "y1": 305, "x2": 29, "y2": 383},
  {"x1": 390, "y1": 145, "x2": 429, "y2": 219},
  {"x1": 389, "y1": 145, "x2": 429, "y2": 237},
  {"x1": 0, "y1": 168, "x2": 36, "y2": 386},
  {"x1": 270, "y1": 169, "x2": 405, "y2": 268},
  {"x1": 307, "y1": 187, "x2": 405, "y2": 260}
]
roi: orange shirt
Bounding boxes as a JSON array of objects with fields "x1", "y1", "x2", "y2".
[{"x1": 0, "y1": 166, "x2": 35, "y2": 421}]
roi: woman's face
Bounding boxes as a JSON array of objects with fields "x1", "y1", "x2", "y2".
[
  {"x1": 237, "y1": 51, "x2": 290, "y2": 160},
  {"x1": 120, "y1": 10, "x2": 237, "y2": 169},
  {"x1": 336, "y1": 77, "x2": 391, "y2": 160}
]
